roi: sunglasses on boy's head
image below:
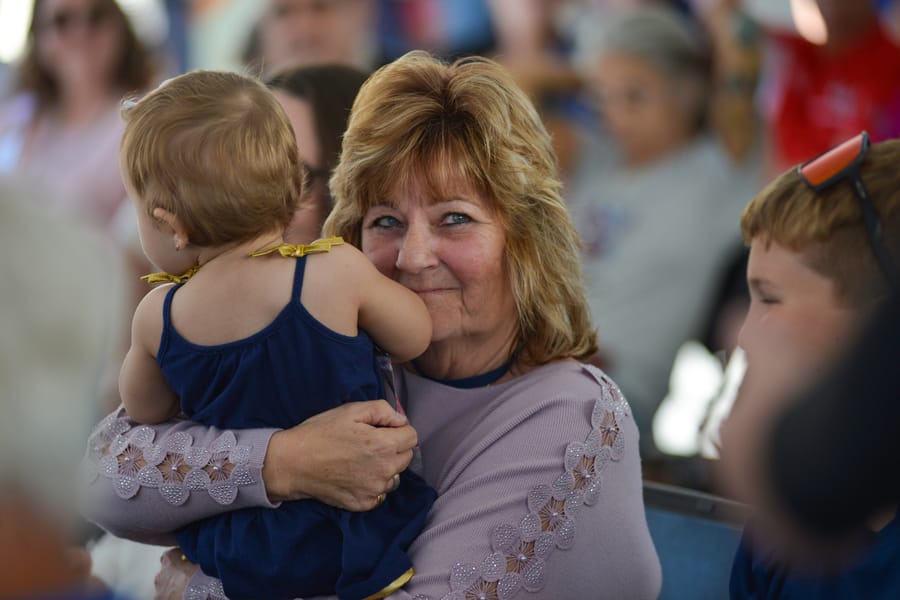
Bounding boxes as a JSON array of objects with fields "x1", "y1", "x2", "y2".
[{"x1": 798, "y1": 131, "x2": 900, "y2": 294}]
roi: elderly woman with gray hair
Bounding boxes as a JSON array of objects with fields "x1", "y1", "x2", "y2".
[{"x1": 567, "y1": 4, "x2": 762, "y2": 453}]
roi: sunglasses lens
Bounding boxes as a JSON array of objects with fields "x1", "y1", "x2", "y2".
[
  {"x1": 50, "y1": 12, "x2": 74, "y2": 31},
  {"x1": 43, "y1": 4, "x2": 111, "y2": 33},
  {"x1": 88, "y1": 6, "x2": 111, "y2": 26},
  {"x1": 800, "y1": 132, "x2": 868, "y2": 188}
]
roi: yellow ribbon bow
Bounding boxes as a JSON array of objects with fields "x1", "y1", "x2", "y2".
[
  {"x1": 139, "y1": 237, "x2": 344, "y2": 284},
  {"x1": 140, "y1": 265, "x2": 201, "y2": 285},
  {"x1": 249, "y1": 236, "x2": 344, "y2": 258}
]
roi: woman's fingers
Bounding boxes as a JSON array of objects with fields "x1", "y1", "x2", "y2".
[
  {"x1": 352, "y1": 399, "x2": 409, "y2": 428},
  {"x1": 153, "y1": 548, "x2": 197, "y2": 600},
  {"x1": 263, "y1": 401, "x2": 418, "y2": 510}
]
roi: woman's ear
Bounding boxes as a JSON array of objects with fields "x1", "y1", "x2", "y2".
[{"x1": 152, "y1": 207, "x2": 191, "y2": 251}]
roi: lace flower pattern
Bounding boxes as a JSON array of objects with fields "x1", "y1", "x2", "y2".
[
  {"x1": 186, "y1": 576, "x2": 228, "y2": 600},
  {"x1": 82, "y1": 411, "x2": 255, "y2": 506},
  {"x1": 440, "y1": 366, "x2": 630, "y2": 600}
]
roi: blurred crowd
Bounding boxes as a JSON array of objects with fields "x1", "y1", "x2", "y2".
[{"x1": 2, "y1": 0, "x2": 900, "y2": 597}]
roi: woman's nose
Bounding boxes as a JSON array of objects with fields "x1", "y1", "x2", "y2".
[{"x1": 395, "y1": 224, "x2": 438, "y2": 273}]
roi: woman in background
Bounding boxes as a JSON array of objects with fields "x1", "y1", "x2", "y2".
[
  {"x1": 266, "y1": 64, "x2": 368, "y2": 243},
  {"x1": 0, "y1": 0, "x2": 154, "y2": 231},
  {"x1": 568, "y1": 5, "x2": 760, "y2": 450}
]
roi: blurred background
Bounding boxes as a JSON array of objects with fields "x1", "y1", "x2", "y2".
[
  {"x1": 4, "y1": 1, "x2": 900, "y2": 596},
  {"x1": 2, "y1": 0, "x2": 900, "y2": 518}
]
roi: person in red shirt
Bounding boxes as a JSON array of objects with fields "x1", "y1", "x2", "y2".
[{"x1": 765, "y1": 1, "x2": 900, "y2": 172}]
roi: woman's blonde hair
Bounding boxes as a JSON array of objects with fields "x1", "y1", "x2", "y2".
[
  {"x1": 325, "y1": 51, "x2": 598, "y2": 365},
  {"x1": 120, "y1": 70, "x2": 303, "y2": 247},
  {"x1": 741, "y1": 138, "x2": 900, "y2": 306}
]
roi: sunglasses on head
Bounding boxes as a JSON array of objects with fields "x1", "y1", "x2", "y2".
[
  {"x1": 39, "y1": 4, "x2": 113, "y2": 34},
  {"x1": 797, "y1": 131, "x2": 900, "y2": 294}
]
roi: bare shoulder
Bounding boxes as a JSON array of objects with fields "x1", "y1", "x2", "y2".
[
  {"x1": 308, "y1": 242, "x2": 372, "y2": 274},
  {"x1": 305, "y1": 242, "x2": 379, "y2": 296},
  {"x1": 326, "y1": 241, "x2": 371, "y2": 270},
  {"x1": 133, "y1": 283, "x2": 172, "y2": 319},
  {"x1": 131, "y1": 284, "x2": 172, "y2": 348}
]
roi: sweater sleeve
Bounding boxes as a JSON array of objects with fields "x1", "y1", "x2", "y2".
[{"x1": 79, "y1": 407, "x2": 278, "y2": 546}]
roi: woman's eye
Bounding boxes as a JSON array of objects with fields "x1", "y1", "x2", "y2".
[
  {"x1": 370, "y1": 215, "x2": 402, "y2": 229},
  {"x1": 442, "y1": 213, "x2": 471, "y2": 226}
]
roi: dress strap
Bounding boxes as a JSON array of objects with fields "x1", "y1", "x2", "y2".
[
  {"x1": 249, "y1": 236, "x2": 344, "y2": 258},
  {"x1": 291, "y1": 254, "x2": 308, "y2": 302},
  {"x1": 161, "y1": 283, "x2": 180, "y2": 328},
  {"x1": 157, "y1": 283, "x2": 181, "y2": 361}
]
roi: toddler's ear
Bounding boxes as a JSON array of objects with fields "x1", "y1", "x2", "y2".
[{"x1": 152, "y1": 208, "x2": 191, "y2": 250}]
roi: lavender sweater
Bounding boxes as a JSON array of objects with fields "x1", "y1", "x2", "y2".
[{"x1": 81, "y1": 362, "x2": 661, "y2": 599}]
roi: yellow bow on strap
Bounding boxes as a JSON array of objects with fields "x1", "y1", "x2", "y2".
[
  {"x1": 249, "y1": 236, "x2": 344, "y2": 258},
  {"x1": 140, "y1": 265, "x2": 201, "y2": 285}
]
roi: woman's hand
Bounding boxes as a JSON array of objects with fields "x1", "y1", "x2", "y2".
[
  {"x1": 263, "y1": 400, "x2": 417, "y2": 510},
  {"x1": 153, "y1": 548, "x2": 198, "y2": 600}
]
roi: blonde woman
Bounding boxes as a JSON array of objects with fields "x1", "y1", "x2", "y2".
[{"x1": 84, "y1": 52, "x2": 661, "y2": 600}]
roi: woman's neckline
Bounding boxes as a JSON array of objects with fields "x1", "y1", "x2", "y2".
[{"x1": 415, "y1": 358, "x2": 514, "y2": 389}]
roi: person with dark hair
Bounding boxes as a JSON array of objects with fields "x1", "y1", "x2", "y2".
[
  {"x1": 266, "y1": 64, "x2": 368, "y2": 243},
  {"x1": 241, "y1": 0, "x2": 380, "y2": 77},
  {"x1": 0, "y1": 0, "x2": 155, "y2": 231}
]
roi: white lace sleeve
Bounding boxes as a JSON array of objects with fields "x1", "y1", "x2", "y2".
[
  {"x1": 82, "y1": 411, "x2": 256, "y2": 506},
  {"x1": 185, "y1": 571, "x2": 229, "y2": 600},
  {"x1": 79, "y1": 408, "x2": 278, "y2": 545}
]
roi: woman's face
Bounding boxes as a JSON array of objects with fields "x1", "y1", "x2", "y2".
[
  {"x1": 35, "y1": 0, "x2": 124, "y2": 90},
  {"x1": 361, "y1": 177, "x2": 518, "y2": 349},
  {"x1": 272, "y1": 89, "x2": 328, "y2": 243},
  {"x1": 260, "y1": 0, "x2": 374, "y2": 74},
  {"x1": 590, "y1": 52, "x2": 692, "y2": 167}
]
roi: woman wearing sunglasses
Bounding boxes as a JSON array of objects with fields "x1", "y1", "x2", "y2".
[{"x1": 0, "y1": 0, "x2": 154, "y2": 231}]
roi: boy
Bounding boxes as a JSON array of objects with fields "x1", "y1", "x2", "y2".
[{"x1": 723, "y1": 131, "x2": 900, "y2": 598}]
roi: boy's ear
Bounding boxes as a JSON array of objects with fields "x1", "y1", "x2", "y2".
[{"x1": 152, "y1": 207, "x2": 191, "y2": 251}]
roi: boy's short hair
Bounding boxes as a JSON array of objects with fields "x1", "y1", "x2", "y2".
[
  {"x1": 120, "y1": 70, "x2": 304, "y2": 247},
  {"x1": 741, "y1": 138, "x2": 900, "y2": 307}
]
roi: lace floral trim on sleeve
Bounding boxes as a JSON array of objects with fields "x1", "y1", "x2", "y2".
[
  {"x1": 81, "y1": 411, "x2": 256, "y2": 506},
  {"x1": 186, "y1": 575, "x2": 228, "y2": 600},
  {"x1": 439, "y1": 365, "x2": 630, "y2": 600}
]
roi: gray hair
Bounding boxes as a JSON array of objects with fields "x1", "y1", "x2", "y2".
[
  {"x1": 574, "y1": 5, "x2": 712, "y2": 127},
  {"x1": 0, "y1": 176, "x2": 125, "y2": 525}
]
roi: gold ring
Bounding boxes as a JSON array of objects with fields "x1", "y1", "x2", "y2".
[
  {"x1": 390, "y1": 473, "x2": 401, "y2": 492},
  {"x1": 180, "y1": 553, "x2": 188, "y2": 562},
  {"x1": 375, "y1": 493, "x2": 386, "y2": 507}
]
